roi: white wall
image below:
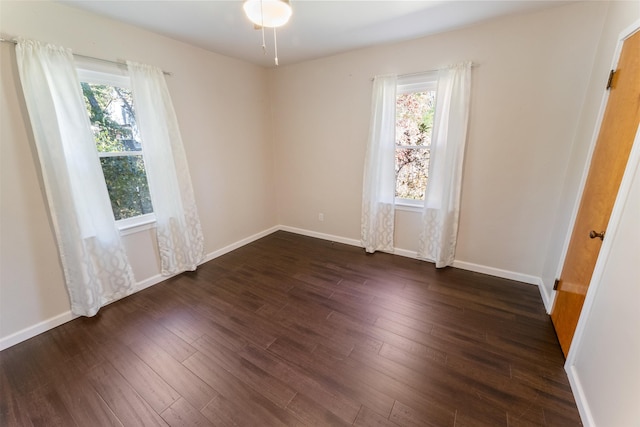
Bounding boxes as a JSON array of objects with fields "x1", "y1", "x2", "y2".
[
  {"x1": 569, "y1": 132, "x2": 640, "y2": 426},
  {"x1": 0, "y1": 0, "x2": 277, "y2": 344},
  {"x1": 269, "y1": 1, "x2": 607, "y2": 283}
]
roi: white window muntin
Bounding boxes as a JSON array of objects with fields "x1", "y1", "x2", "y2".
[
  {"x1": 77, "y1": 66, "x2": 156, "y2": 230},
  {"x1": 395, "y1": 73, "x2": 437, "y2": 206}
]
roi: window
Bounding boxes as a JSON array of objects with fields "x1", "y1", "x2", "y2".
[
  {"x1": 395, "y1": 75, "x2": 437, "y2": 206},
  {"x1": 363, "y1": 65, "x2": 471, "y2": 261},
  {"x1": 77, "y1": 69, "x2": 154, "y2": 226}
]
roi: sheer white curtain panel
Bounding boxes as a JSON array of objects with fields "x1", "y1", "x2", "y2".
[
  {"x1": 16, "y1": 39, "x2": 136, "y2": 316},
  {"x1": 418, "y1": 62, "x2": 472, "y2": 267},
  {"x1": 361, "y1": 75, "x2": 397, "y2": 253},
  {"x1": 127, "y1": 61, "x2": 205, "y2": 275}
]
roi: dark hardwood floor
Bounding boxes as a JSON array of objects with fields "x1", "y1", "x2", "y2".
[{"x1": 1, "y1": 231, "x2": 582, "y2": 426}]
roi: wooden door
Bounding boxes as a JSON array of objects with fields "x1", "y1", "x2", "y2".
[{"x1": 551, "y1": 30, "x2": 640, "y2": 357}]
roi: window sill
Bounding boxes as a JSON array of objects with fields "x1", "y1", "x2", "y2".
[
  {"x1": 117, "y1": 213, "x2": 156, "y2": 236},
  {"x1": 395, "y1": 201, "x2": 423, "y2": 213}
]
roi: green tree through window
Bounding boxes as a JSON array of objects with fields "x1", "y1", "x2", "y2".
[{"x1": 81, "y1": 82, "x2": 153, "y2": 220}]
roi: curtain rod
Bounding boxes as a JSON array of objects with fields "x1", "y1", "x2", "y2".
[
  {"x1": 371, "y1": 63, "x2": 476, "y2": 81},
  {"x1": 0, "y1": 37, "x2": 172, "y2": 76}
]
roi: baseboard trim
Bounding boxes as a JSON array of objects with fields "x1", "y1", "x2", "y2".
[
  {"x1": 0, "y1": 311, "x2": 75, "y2": 351},
  {"x1": 202, "y1": 226, "x2": 281, "y2": 264},
  {"x1": 538, "y1": 279, "x2": 556, "y2": 313},
  {"x1": 451, "y1": 260, "x2": 541, "y2": 286},
  {"x1": 0, "y1": 226, "x2": 281, "y2": 351},
  {"x1": 278, "y1": 226, "x2": 545, "y2": 288},
  {"x1": 1, "y1": 224, "x2": 546, "y2": 350},
  {"x1": 452, "y1": 260, "x2": 549, "y2": 308},
  {"x1": 135, "y1": 274, "x2": 165, "y2": 292},
  {"x1": 133, "y1": 227, "x2": 282, "y2": 293},
  {"x1": 392, "y1": 247, "x2": 419, "y2": 259},
  {"x1": 278, "y1": 225, "x2": 362, "y2": 248},
  {"x1": 566, "y1": 364, "x2": 595, "y2": 427}
]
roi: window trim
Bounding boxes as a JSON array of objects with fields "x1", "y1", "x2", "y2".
[
  {"x1": 394, "y1": 74, "x2": 437, "y2": 208},
  {"x1": 394, "y1": 199, "x2": 424, "y2": 212},
  {"x1": 77, "y1": 68, "x2": 130, "y2": 88},
  {"x1": 77, "y1": 66, "x2": 156, "y2": 233},
  {"x1": 397, "y1": 72, "x2": 437, "y2": 94},
  {"x1": 117, "y1": 213, "x2": 156, "y2": 236}
]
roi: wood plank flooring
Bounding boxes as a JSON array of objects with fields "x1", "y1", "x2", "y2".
[{"x1": 0, "y1": 231, "x2": 582, "y2": 426}]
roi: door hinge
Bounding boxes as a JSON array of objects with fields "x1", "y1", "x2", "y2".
[
  {"x1": 606, "y1": 69, "x2": 615, "y2": 90},
  {"x1": 553, "y1": 278, "x2": 560, "y2": 291}
]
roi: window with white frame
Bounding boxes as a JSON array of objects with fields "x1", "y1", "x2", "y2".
[
  {"x1": 77, "y1": 68, "x2": 154, "y2": 227},
  {"x1": 395, "y1": 75, "x2": 437, "y2": 207}
]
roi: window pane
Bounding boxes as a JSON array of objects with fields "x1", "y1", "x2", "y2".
[
  {"x1": 81, "y1": 83, "x2": 141, "y2": 153},
  {"x1": 100, "y1": 155, "x2": 153, "y2": 221},
  {"x1": 395, "y1": 89, "x2": 436, "y2": 201},
  {"x1": 82, "y1": 80, "x2": 153, "y2": 221},
  {"x1": 395, "y1": 91, "x2": 436, "y2": 147},
  {"x1": 396, "y1": 147, "x2": 429, "y2": 200}
]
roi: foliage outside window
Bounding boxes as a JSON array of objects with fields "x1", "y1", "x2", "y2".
[
  {"x1": 395, "y1": 89, "x2": 436, "y2": 202},
  {"x1": 81, "y1": 81, "x2": 153, "y2": 221}
]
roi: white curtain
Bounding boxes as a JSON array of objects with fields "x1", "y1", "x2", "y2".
[
  {"x1": 361, "y1": 75, "x2": 397, "y2": 253},
  {"x1": 127, "y1": 61, "x2": 205, "y2": 275},
  {"x1": 16, "y1": 39, "x2": 136, "y2": 316},
  {"x1": 418, "y1": 62, "x2": 472, "y2": 267}
]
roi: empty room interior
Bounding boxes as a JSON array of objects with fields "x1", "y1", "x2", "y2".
[{"x1": 1, "y1": 1, "x2": 638, "y2": 426}]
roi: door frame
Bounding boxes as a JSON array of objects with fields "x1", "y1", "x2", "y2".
[{"x1": 562, "y1": 20, "x2": 640, "y2": 426}]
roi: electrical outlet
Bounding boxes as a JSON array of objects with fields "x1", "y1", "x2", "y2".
[{"x1": 318, "y1": 213, "x2": 324, "y2": 222}]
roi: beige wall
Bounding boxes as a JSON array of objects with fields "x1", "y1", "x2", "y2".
[
  {"x1": 270, "y1": 2, "x2": 607, "y2": 281},
  {"x1": 0, "y1": 0, "x2": 277, "y2": 341}
]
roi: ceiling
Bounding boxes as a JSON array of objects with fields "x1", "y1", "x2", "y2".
[{"x1": 58, "y1": 0, "x2": 573, "y2": 68}]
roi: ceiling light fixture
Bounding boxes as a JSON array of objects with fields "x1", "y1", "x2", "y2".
[{"x1": 243, "y1": 0, "x2": 292, "y2": 66}]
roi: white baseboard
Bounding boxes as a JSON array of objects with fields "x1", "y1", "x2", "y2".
[
  {"x1": 278, "y1": 226, "x2": 545, "y2": 290},
  {"x1": 278, "y1": 225, "x2": 362, "y2": 248},
  {"x1": 0, "y1": 226, "x2": 281, "y2": 351},
  {"x1": 202, "y1": 225, "x2": 281, "y2": 263},
  {"x1": 0, "y1": 276, "x2": 173, "y2": 351},
  {"x1": 452, "y1": 260, "x2": 551, "y2": 309},
  {"x1": 135, "y1": 273, "x2": 166, "y2": 292},
  {"x1": 537, "y1": 278, "x2": 556, "y2": 313},
  {"x1": 392, "y1": 247, "x2": 419, "y2": 259},
  {"x1": 132, "y1": 227, "x2": 281, "y2": 294},
  {"x1": 0, "y1": 311, "x2": 75, "y2": 351},
  {"x1": 452, "y1": 260, "x2": 542, "y2": 286},
  {"x1": 566, "y1": 364, "x2": 595, "y2": 427},
  {"x1": 1, "y1": 224, "x2": 546, "y2": 351}
]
